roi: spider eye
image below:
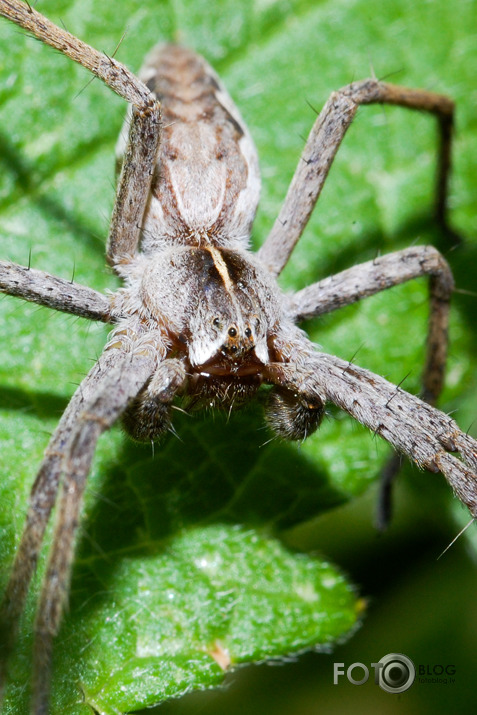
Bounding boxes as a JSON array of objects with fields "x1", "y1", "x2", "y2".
[
  {"x1": 245, "y1": 327, "x2": 252, "y2": 338},
  {"x1": 213, "y1": 317, "x2": 220, "y2": 327},
  {"x1": 228, "y1": 326, "x2": 237, "y2": 337}
]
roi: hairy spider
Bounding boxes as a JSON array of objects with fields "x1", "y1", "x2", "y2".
[{"x1": 1, "y1": 1, "x2": 476, "y2": 713}]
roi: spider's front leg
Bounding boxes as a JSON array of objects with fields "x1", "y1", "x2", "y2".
[
  {"x1": 0, "y1": 342, "x2": 161, "y2": 713},
  {"x1": 265, "y1": 347, "x2": 477, "y2": 519},
  {"x1": 287, "y1": 245, "x2": 455, "y2": 527},
  {"x1": 0, "y1": 351, "x2": 131, "y2": 645}
]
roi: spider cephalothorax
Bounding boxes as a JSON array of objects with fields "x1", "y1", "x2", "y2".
[{"x1": 114, "y1": 243, "x2": 324, "y2": 441}]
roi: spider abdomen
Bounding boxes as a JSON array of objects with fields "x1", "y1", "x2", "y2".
[{"x1": 118, "y1": 44, "x2": 261, "y2": 252}]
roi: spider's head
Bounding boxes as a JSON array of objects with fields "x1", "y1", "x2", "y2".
[
  {"x1": 184, "y1": 245, "x2": 286, "y2": 378},
  {"x1": 188, "y1": 307, "x2": 270, "y2": 375},
  {"x1": 139, "y1": 246, "x2": 282, "y2": 377}
]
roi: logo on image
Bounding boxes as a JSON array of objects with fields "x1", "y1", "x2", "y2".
[{"x1": 333, "y1": 653, "x2": 416, "y2": 693}]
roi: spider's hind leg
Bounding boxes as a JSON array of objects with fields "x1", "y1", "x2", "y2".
[
  {"x1": 0, "y1": 0, "x2": 161, "y2": 271},
  {"x1": 259, "y1": 79, "x2": 455, "y2": 276}
]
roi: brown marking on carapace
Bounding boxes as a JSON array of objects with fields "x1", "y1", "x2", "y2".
[{"x1": 206, "y1": 246, "x2": 234, "y2": 293}]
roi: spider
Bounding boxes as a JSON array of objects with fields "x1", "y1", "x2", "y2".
[{"x1": 1, "y1": 1, "x2": 477, "y2": 713}]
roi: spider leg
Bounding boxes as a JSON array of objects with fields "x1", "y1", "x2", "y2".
[
  {"x1": 288, "y1": 244, "x2": 454, "y2": 527},
  {"x1": 258, "y1": 79, "x2": 454, "y2": 275},
  {"x1": 106, "y1": 102, "x2": 161, "y2": 267},
  {"x1": 288, "y1": 245, "x2": 453, "y2": 403},
  {"x1": 0, "y1": 1, "x2": 153, "y2": 107},
  {"x1": 1, "y1": 351, "x2": 127, "y2": 645},
  {"x1": 0, "y1": 260, "x2": 113, "y2": 321},
  {"x1": 0, "y1": 347, "x2": 156, "y2": 710},
  {"x1": 0, "y1": 0, "x2": 161, "y2": 269},
  {"x1": 29, "y1": 347, "x2": 156, "y2": 713},
  {"x1": 266, "y1": 352, "x2": 477, "y2": 516}
]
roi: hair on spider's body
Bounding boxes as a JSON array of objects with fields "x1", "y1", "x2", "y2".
[
  {"x1": 110, "y1": 43, "x2": 323, "y2": 441},
  {"x1": 0, "y1": 2, "x2": 476, "y2": 713}
]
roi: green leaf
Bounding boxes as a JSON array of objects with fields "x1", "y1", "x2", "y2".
[
  {"x1": 8, "y1": 521, "x2": 359, "y2": 714},
  {"x1": 0, "y1": 0, "x2": 476, "y2": 712}
]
